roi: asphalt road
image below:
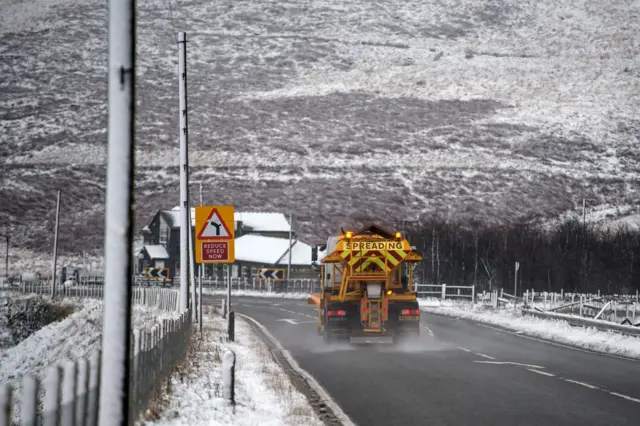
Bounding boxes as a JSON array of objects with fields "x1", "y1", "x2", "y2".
[{"x1": 209, "y1": 295, "x2": 640, "y2": 426}]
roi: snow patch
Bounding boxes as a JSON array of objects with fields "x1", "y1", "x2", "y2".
[
  {"x1": 148, "y1": 310, "x2": 322, "y2": 426},
  {"x1": 420, "y1": 299, "x2": 640, "y2": 359}
]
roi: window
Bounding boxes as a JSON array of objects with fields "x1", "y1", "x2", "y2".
[{"x1": 159, "y1": 228, "x2": 168, "y2": 245}]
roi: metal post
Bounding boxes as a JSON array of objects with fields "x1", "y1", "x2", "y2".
[
  {"x1": 188, "y1": 206, "x2": 197, "y2": 320},
  {"x1": 51, "y1": 190, "x2": 61, "y2": 298},
  {"x1": 287, "y1": 213, "x2": 293, "y2": 281},
  {"x1": 98, "y1": 0, "x2": 135, "y2": 422},
  {"x1": 514, "y1": 261, "x2": 519, "y2": 301},
  {"x1": 198, "y1": 184, "x2": 203, "y2": 334},
  {"x1": 226, "y1": 265, "x2": 231, "y2": 316},
  {"x1": 199, "y1": 261, "x2": 203, "y2": 333},
  {"x1": 3, "y1": 235, "x2": 8, "y2": 278},
  {"x1": 178, "y1": 31, "x2": 189, "y2": 312}
]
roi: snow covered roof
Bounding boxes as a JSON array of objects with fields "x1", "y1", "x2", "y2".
[
  {"x1": 142, "y1": 245, "x2": 169, "y2": 259},
  {"x1": 165, "y1": 206, "x2": 291, "y2": 232},
  {"x1": 234, "y1": 235, "x2": 312, "y2": 265},
  {"x1": 236, "y1": 212, "x2": 290, "y2": 233}
]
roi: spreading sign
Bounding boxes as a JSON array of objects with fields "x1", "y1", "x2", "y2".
[
  {"x1": 343, "y1": 241, "x2": 406, "y2": 251},
  {"x1": 195, "y1": 206, "x2": 235, "y2": 263}
]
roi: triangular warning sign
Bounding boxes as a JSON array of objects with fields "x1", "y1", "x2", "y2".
[{"x1": 197, "y1": 208, "x2": 233, "y2": 240}]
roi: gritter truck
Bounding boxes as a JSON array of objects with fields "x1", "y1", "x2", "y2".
[{"x1": 308, "y1": 223, "x2": 423, "y2": 344}]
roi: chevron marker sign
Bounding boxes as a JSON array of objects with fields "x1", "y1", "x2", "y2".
[
  {"x1": 258, "y1": 268, "x2": 285, "y2": 280},
  {"x1": 144, "y1": 267, "x2": 170, "y2": 279}
]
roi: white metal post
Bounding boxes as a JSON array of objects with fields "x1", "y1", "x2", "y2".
[
  {"x1": 188, "y1": 206, "x2": 197, "y2": 320},
  {"x1": 178, "y1": 31, "x2": 189, "y2": 312},
  {"x1": 514, "y1": 261, "x2": 519, "y2": 303},
  {"x1": 99, "y1": 0, "x2": 135, "y2": 422},
  {"x1": 198, "y1": 184, "x2": 203, "y2": 333},
  {"x1": 51, "y1": 190, "x2": 61, "y2": 298},
  {"x1": 287, "y1": 213, "x2": 293, "y2": 281}
]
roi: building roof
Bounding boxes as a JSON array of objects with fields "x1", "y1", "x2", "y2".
[
  {"x1": 161, "y1": 207, "x2": 291, "y2": 233},
  {"x1": 142, "y1": 245, "x2": 169, "y2": 259},
  {"x1": 234, "y1": 234, "x2": 311, "y2": 265}
]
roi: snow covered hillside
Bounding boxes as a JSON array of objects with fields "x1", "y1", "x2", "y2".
[{"x1": 1, "y1": 0, "x2": 638, "y2": 263}]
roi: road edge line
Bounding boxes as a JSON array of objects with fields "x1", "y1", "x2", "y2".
[{"x1": 237, "y1": 312, "x2": 357, "y2": 426}]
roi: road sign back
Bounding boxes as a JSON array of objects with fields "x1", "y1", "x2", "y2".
[{"x1": 196, "y1": 206, "x2": 235, "y2": 264}]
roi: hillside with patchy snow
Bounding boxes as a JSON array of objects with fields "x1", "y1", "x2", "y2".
[{"x1": 1, "y1": 0, "x2": 638, "y2": 268}]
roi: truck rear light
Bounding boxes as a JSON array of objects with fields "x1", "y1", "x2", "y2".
[
  {"x1": 400, "y1": 309, "x2": 420, "y2": 316},
  {"x1": 328, "y1": 310, "x2": 347, "y2": 317}
]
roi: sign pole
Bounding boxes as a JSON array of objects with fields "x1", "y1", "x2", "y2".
[
  {"x1": 51, "y1": 190, "x2": 61, "y2": 298},
  {"x1": 99, "y1": 0, "x2": 135, "y2": 422},
  {"x1": 287, "y1": 213, "x2": 293, "y2": 282},
  {"x1": 198, "y1": 191, "x2": 203, "y2": 334},
  {"x1": 188, "y1": 206, "x2": 197, "y2": 320},
  {"x1": 178, "y1": 31, "x2": 189, "y2": 312},
  {"x1": 227, "y1": 264, "x2": 231, "y2": 316}
]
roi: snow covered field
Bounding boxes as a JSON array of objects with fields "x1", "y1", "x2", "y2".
[
  {"x1": 1, "y1": 0, "x2": 639, "y2": 265},
  {"x1": 148, "y1": 308, "x2": 322, "y2": 426},
  {"x1": 419, "y1": 299, "x2": 640, "y2": 359},
  {"x1": 0, "y1": 295, "x2": 180, "y2": 405}
]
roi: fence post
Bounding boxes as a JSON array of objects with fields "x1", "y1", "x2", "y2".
[
  {"x1": 222, "y1": 350, "x2": 236, "y2": 406},
  {"x1": 471, "y1": 285, "x2": 476, "y2": 305},
  {"x1": 86, "y1": 350, "x2": 101, "y2": 426},
  {"x1": 61, "y1": 361, "x2": 77, "y2": 426},
  {"x1": 21, "y1": 375, "x2": 39, "y2": 426},
  {"x1": 228, "y1": 311, "x2": 235, "y2": 342},
  {"x1": 43, "y1": 365, "x2": 62, "y2": 426},
  {"x1": 441, "y1": 284, "x2": 446, "y2": 301},
  {"x1": 75, "y1": 358, "x2": 89, "y2": 426},
  {"x1": 0, "y1": 383, "x2": 11, "y2": 426}
]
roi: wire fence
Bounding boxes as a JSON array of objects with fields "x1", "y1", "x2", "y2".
[{"x1": 0, "y1": 287, "x2": 190, "y2": 425}]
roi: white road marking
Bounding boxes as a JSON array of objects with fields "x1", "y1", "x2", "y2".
[
  {"x1": 608, "y1": 392, "x2": 640, "y2": 404},
  {"x1": 421, "y1": 325, "x2": 434, "y2": 336},
  {"x1": 562, "y1": 378, "x2": 599, "y2": 390},
  {"x1": 474, "y1": 353, "x2": 496, "y2": 360},
  {"x1": 275, "y1": 318, "x2": 316, "y2": 325},
  {"x1": 526, "y1": 368, "x2": 556, "y2": 377},
  {"x1": 457, "y1": 346, "x2": 472, "y2": 352},
  {"x1": 238, "y1": 313, "x2": 358, "y2": 426},
  {"x1": 474, "y1": 361, "x2": 546, "y2": 369}
]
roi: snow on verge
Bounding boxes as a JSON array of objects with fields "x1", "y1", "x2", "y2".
[
  {"x1": 202, "y1": 289, "x2": 312, "y2": 300},
  {"x1": 0, "y1": 296, "x2": 180, "y2": 399},
  {"x1": 147, "y1": 308, "x2": 322, "y2": 426},
  {"x1": 419, "y1": 299, "x2": 640, "y2": 359}
]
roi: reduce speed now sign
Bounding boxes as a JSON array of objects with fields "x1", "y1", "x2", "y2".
[{"x1": 195, "y1": 205, "x2": 235, "y2": 264}]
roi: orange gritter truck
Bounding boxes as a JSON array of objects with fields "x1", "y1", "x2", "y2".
[{"x1": 309, "y1": 223, "x2": 423, "y2": 344}]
